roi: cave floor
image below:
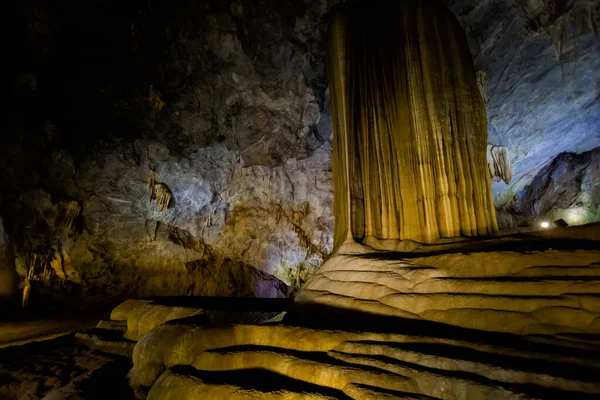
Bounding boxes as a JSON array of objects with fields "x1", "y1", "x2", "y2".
[
  {"x1": 129, "y1": 224, "x2": 600, "y2": 399},
  {"x1": 0, "y1": 309, "x2": 137, "y2": 400},
  {"x1": 0, "y1": 333, "x2": 134, "y2": 400},
  {"x1": 0, "y1": 311, "x2": 103, "y2": 350},
  {"x1": 1, "y1": 224, "x2": 599, "y2": 399}
]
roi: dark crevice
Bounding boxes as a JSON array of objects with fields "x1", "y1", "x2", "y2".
[
  {"x1": 168, "y1": 365, "x2": 353, "y2": 399},
  {"x1": 351, "y1": 341, "x2": 600, "y2": 381}
]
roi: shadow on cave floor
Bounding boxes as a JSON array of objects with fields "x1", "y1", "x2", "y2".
[
  {"x1": 284, "y1": 305, "x2": 600, "y2": 361},
  {"x1": 170, "y1": 365, "x2": 353, "y2": 399},
  {"x1": 129, "y1": 294, "x2": 600, "y2": 364},
  {"x1": 0, "y1": 309, "x2": 107, "y2": 350},
  {"x1": 0, "y1": 333, "x2": 134, "y2": 400},
  {"x1": 143, "y1": 295, "x2": 292, "y2": 311}
]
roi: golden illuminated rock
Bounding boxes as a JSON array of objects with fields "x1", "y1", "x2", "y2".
[
  {"x1": 487, "y1": 144, "x2": 512, "y2": 184},
  {"x1": 328, "y1": 1, "x2": 498, "y2": 247},
  {"x1": 58, "y1": 200, "x2": 81, "y2": 232}
]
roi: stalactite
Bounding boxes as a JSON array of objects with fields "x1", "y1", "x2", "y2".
[
  {"x1": 148, "y1": 167, "x2": 172, "y2": 212},
  {"x1": 328, "y1": 0, "x2": 498, "y2": 248},
  {"x1": 22, "y1": 265, "x2": 33, "y2": 308},
  {"x1": 153, "y1": 183, "x2": 172, "y2": 212},
  {"x1": 50, "y1": 245, "x2": 67, "y2": 280},
  {"x1": 149, "y1": 86, "x2": 166, "y2": 112},
  {"x1": 487, "y1": 144, "x2": 513, "y2": 184},
  {"x1": 59, "y1": 200, "x2": 81, "y2": 232},
  {"x1": 476, "y1": 70, "x2": 488, "y2": 103},
  {"x1": 21, "y1": 251, "x2": 55, "y2": 308},
  {"x1": 514, "y1": 0, "x2": 600, "y2": 61}
]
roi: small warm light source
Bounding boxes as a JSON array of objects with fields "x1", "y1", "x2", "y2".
[{"x1": 540, "y1": 221, "x2": 550, "y2": 229}]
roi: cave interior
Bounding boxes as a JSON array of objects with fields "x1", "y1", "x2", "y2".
[{"x1": 1, "y1": 0, "x2": 599, "y2": 399}]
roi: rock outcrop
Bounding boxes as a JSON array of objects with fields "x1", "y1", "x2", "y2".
[
  {"x1": 498, "y1": 147, "x2": 600, "y2": 229},
  {"x1": 126, "y1": 224, "x2": 600, "y2": 399},
  {"x1": 297, "y1": 225, "x2": 600, "y2": 336}
]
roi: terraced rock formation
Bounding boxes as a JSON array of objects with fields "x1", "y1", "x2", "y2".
[
  {"x1": 125, "y1": 224, "x2": 600, "y2": 399},
  {"x1": 297, "y1": 231, "x2": 600, "y2": 336},
  {"x1": 75, "y1": 297, "x2": 289, "y2": 358}
]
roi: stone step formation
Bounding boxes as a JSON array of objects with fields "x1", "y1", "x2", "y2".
[
  {"x1": 143, "y1": 331, "x2": 600, "y2": 399},
  {"x1": 113, "y1": 225, "x2": 600, "y2": 399},
  {"x1": 296, "y1": 254, "x2": 600, "y2": 336}
]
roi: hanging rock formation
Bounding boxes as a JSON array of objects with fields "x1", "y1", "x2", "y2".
[
  {"x1": 487, "y1": 144, "x2": 512, "y2": 184},
  {"x1": 328, "y1": 1, "x2": 497, "y2": 247},
  {"x1": 444, "y1": 0, "x2": 600, "y2": 205}
]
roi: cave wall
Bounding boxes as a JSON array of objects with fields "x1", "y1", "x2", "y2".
[
  {"x1": 0, "y1": 218, "x2": 17, "y2": 305},
  {"x1": 2, "y1": 0, "x2": 333, "y2": 307},
  {"x1": 498, "y1": 147, "x2": 600, "y2": 228},
  {"x1": 1, "y1": 0, "x2": 598, "y2": 307},
  {"x1": 444, "y1": 0, "x2": 600, "y2": 208}
]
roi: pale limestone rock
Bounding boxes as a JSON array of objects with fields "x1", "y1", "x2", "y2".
[{"x1": 111, "y1": 300, "x2": 204, "y2": 341}]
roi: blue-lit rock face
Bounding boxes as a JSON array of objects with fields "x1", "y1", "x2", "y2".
[
  {"x1": 444, "y1": 0, "x2": 600, "y2": 210},
  {"x1": 1, "y1": 0, "x2": 598, "y2": 307}
]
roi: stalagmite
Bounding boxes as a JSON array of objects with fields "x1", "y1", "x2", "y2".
[
  {"x1": 487, "y1": 144, "x2": 513, "y2": 184},
  {"x1": 328, "y1": 1, "x2": 498, "y2": 247}
]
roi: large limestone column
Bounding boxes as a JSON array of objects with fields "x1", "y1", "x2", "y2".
[{"x1": 328, "y1": 0, "x2": 498, "y2": 247}]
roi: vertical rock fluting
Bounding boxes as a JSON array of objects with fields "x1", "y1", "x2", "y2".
[{"x1": 328, "y1": 1, "x2": 498, "y2": 247}]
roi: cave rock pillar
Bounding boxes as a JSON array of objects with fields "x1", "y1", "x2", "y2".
[{"x1": 328, "y1": 0, "x2": 498, "y2": 247}]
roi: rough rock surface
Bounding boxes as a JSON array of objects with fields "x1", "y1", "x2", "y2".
[
  {"x1": 0, "y1": 335, "x2": 126, "y2": 400},
  {"x1": 499, "y1": 147, "x2": 600, "y2": 228},
  {"x1": 2, "y1": 0, "x2": 333, "y2": 306},
  {"x1": 2, "y1": 0, "x2": 598, "y2": 306}
]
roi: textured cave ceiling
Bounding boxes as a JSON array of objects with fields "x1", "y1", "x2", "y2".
[{"x1": 0, "y1": 0, "x2": 598, "y2": 306}]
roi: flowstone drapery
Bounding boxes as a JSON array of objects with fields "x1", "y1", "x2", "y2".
[
  {"x1": 328, "y1": 1, "x2": 498, "y2": 246},
  {"x1": 487, "y1": 144, "x2": 513, "y2": 184}
]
